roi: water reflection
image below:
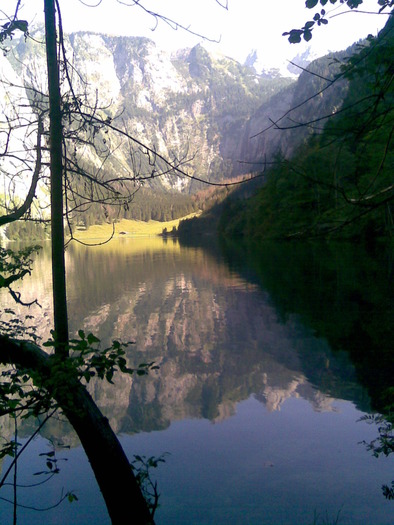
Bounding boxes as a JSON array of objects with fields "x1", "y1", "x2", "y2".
[
  {"x1": 0, "y1": 237, "x2": 392, "y2": 524},
  {"x1": 3, "y1": 238, "x2": 366, "y2": 435},
  {"x1": 219, "y1": 239, "x2": 393, "y2": 417}
]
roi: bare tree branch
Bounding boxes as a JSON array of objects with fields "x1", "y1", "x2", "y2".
[{"x1": 0, "y1": 117, "x2": 43, "y2": 226}]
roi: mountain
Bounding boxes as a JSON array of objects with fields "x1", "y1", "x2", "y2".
[
  {"x1": 3, "y1": 30, "x2": 292, "y2": 195},
  {"x1": 231, "y1": 49, "x2": 350, "y2": 176},
  {"x1": 219, "y1": 14, "x2": 394, "y2": 242},
  {"x1": 244, "y1": 45, "x2": 321, "y2": 79},
  {"x1": 1, "y1": 27, "x2": 371, "y2": 239}
]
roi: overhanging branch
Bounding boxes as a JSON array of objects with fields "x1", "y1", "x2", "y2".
[
  {"x1": 0, "y1": 335, "x2": 154, "y2": 524},
  {"x1": 0, "y1": 117, "x2": 43, "y2": 227}
]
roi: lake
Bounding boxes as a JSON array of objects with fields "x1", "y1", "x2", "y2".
[{"x1": 0, "y1": 237, "x2": 393, "y2": 524}]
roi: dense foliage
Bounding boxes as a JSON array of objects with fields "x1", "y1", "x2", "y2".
[
  {"x1": 2, "y1": 187, "x2": 200, "y2": 240},
  {"x1": 219, "y1": 15, "x2": 394, "y2": 242}
]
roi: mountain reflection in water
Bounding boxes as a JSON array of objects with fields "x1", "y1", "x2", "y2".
[
  {"x1": 0, "y1": 237, "x2": 392, "y2": 525},
  {"x1": 63, "y1": 238, "x2": 364, "y2": 434}
]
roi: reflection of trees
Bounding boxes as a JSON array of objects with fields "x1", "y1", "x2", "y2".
[
  {"x1": 220, "y1": 240, "x2": 393, "y2": 417},
  {"x1": 0, "y1": 244, "x2": 53, "y2": 341},
  {"x1": 65, "y1": 239, "x2": 365, "y2": 434},
  {"x1": 2, "y1": 239, "x2": 369, "y2": 440}
]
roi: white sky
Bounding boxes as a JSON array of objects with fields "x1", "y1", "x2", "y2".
[{"x1": 1, "y1": 0, "x2": 390, "y2": 66}]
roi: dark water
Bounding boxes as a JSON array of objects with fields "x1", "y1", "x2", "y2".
[{"x1": 0, "y1": 238, "x2": 392, "y2": 524}]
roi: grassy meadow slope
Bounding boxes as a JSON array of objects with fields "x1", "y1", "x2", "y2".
[{"x1": 72, "y1": 213, "x2": 200, "y2": 241}]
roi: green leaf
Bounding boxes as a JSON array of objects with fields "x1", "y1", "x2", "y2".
[
  {"x1": 118, "y1": 357, "x2": 126, "y2": 367},
  {"x1": 39, "y1": 451, "x2": 55, "y2": 457},
  {"x1": 105, "y1": 370, "x2": 114, "y2": 383},
  {"x1": 87, "y1": 333, "x2": 100, "y2": 345},
  {"x1": 305, "y1": 0, "x2": 319, "y2": 7},
  {"x1": 67, "y1": 493, "x2": 79, "y2": 503},
  {"x1": 288, "y1": 30, "x2": 302, "y2": 44},
  {"x1": 78, "y1": 329, "x2": 85, "y2": 340},
  {"x1": 14, "y1": 20, "x2": 28, "y2": 33},
  {"x1": 8, "y1": 399, "x2": 20, "y2": 410}
]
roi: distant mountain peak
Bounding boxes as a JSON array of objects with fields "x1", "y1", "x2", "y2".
[{"x1": 243, "y1": 46, "x2": 323, "y2": 79}]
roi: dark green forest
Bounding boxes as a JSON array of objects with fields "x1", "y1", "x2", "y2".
[
  {"x1": 5, "y1": 187, "x2": 200, "y2": 240},
  {"x1": 209, "y1": 17, "x2": 394, "y2": 244},
  {"x1": 220, "y1": 239, "x2": 393, "y2": 416}
]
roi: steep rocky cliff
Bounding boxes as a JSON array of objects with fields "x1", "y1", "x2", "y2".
[
  {"x1": 4, "y1": 29, "x2": 295, "y2": 194},
  {"x1": 231, "y1": 50, "x2": 350, "y2": 175},
  {"x1": 2, "y1": 28, "x2": 355, "y2": 202}
]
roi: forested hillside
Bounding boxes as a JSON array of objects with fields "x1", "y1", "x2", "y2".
[
  {"x1": 4, "y1": 187, "x2": 200, "y2": 240},
  {"x1": 218, "y1": 16, "x2": 394, "y2": 242}
]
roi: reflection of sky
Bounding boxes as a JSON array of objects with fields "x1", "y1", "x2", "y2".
[
  {"x1": 0, "y1": 242, "x2": 53, "y2": 343},
  {"x1": 1, "y1": 397, "x2": 392, "y2": 524},
  {"x1": 143, "y1": 398, "x2": 393, "y2": 525}
]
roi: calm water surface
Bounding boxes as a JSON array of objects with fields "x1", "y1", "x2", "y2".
[{"x1": 0, "y1": 238, "x2": 392, "y2": 524}]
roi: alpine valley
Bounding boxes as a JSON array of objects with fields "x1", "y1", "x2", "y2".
[{"x1": 3, "y1": 28, "x2": 347, "y2": 194}]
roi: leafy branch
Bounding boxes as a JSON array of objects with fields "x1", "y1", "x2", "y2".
[
  {"x1": 283, "y1": 0, "x2": 393, "y2": 44},
  {"x1": 131, "y1": 454, "x2": 169, "y2": 518},
  {"x1": 359, "y1": 411, "x2": 394, "y2": 499}
]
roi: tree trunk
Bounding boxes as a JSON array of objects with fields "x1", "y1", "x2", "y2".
[
  {"x1": 38, "y1": 4, "x2": 154, "y2": 521},
  {"x1": 0, "y1": 336, "x2": 154, "y2": 525},
  {"x1": 44, "y1": 0, "x2": 69, "y2": 351}
]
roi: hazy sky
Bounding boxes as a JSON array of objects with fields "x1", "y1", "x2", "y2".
[{"x1": 1, "y1": 0, "x2": 389, "y2": 66}]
